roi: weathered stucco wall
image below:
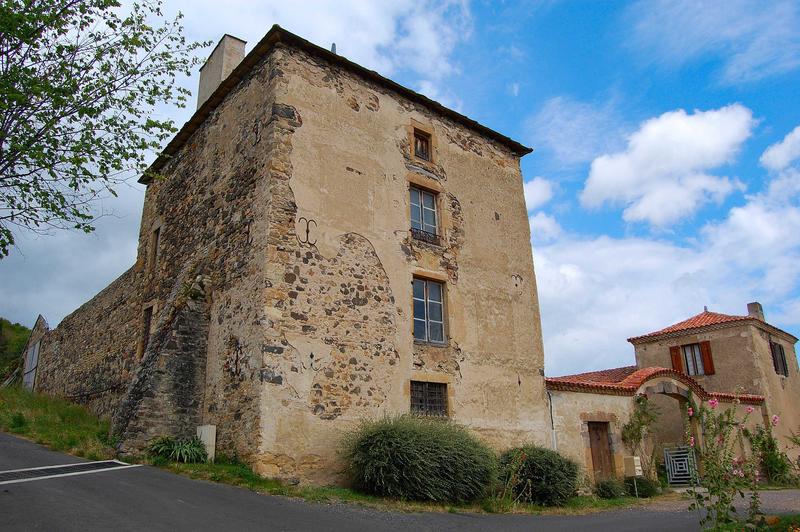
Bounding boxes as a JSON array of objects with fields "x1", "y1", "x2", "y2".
[
  {"x1": 241, "y1": 44, "x2": 549, "y2": 483},
  {"x1": 633, "y1": 324, "x2": 764, "y2": 395},
  {"x1": 34, "y1": 267, "x2": 142, "y2": 418},
  {"x1": 549, "y1": 390, "x2": 634, "y2": 483}
]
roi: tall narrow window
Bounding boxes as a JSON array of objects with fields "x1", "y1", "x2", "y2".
[
  {"x1": 141, "y1": 305, "x2": 154, "y2": 354},
  {"x1": 410, "y1": 380, "x2": 448, "y2": 417},
  {"x1": 149, "y1": 226, "x2": 161, "y2": 271},
  {"x1": 413, "y1": 129, "x2": 431, "y2": 161},
  {"x1": 410, "y1": 186, "x2": 438, "y2": 243},
  {"x1": 771, "y1": 342, "x2": 789, "y2": 377},
  {"x1": 681, "y1": 343, "x2": 705, "y2": 376},
  {"x1": 413, "y1": 278, "x2": 445, "y2": 343}
]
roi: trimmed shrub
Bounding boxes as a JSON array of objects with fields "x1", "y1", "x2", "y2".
[
  {"x1": 147, "y1": 435, "x2": 207, "y2": 463},
  {"x1": 595, "y1": 478, "x2": 626, "y2": 499},
  {"x1": 624, "y1": 476, "x2": 661, "y2": 497},
  {"x1": 342, "y1": 415, "x2": 497, "y2": 503},
  {"x1": 499, "y1": 445, "x2": 578, "y2": 506}
]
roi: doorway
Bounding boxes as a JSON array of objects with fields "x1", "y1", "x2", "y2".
[{"x1": 588, "y1": 421, "x2": 614, "y2": 481}]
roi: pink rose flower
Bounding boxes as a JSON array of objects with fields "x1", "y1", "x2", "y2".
[
  {"x1": 687, "y1": 407, "x2": 694, "y2": 417},
  {"x1": 708, "y1": 398, "x2": 719, "y2": 409},
  {"x1": 746, "y1": 406, "x2": 754, "y2": 414},
  {"x1": 689, "y1": 436, "x2": 695, "y2": 447},
  {"x1": 772, "y1": 414, "x2": 780, "y2": 426}
]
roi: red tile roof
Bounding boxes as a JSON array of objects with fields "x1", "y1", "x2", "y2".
[
  {"x1": 545, "y1": 365, "x2": 764, "y2": 405},
  {"x1": 627, "y1": 309, "x2": 798, "y2": 343}
]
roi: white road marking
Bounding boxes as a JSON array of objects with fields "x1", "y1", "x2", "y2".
[{"x1": 0, "y1": 460, "x2": 141, "y2": 485}]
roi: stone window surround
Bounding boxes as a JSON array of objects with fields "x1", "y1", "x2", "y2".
[
  {"x1": 405, "y1": 371, "x2": 454, "y2": 417},
  {"x1": 137, "y1": 300, "x2": 158, "y2": 359},
  {"x1": 411, "y1": 269, "x2": 449, "y2": 347},
  {"x1": 147, "y1": 218, "x2": 164, "y2": 274},
  {"x1": 407, "y1": 119, "x2": 437, "y2": 165}
]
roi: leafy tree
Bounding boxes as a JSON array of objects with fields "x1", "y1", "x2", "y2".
[{"x1": 0, "y1": 0, "x2": 208, "y2": 257}]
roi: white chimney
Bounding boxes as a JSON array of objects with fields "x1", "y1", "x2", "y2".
[
  {"x1": 747, "y1": 302, "x2": 764, "y2": 321},
  {"x1": 197, "y1": 34, "x2": 246, "y2": 109}
]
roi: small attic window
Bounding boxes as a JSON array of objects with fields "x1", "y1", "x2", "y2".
[{"x1": 413, "y1": 129, "x2": 431, "y2": 161}]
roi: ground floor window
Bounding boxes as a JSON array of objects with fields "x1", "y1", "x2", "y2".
[{"x1": 410, "y1": 380, "x2": 448, "y2": 417}]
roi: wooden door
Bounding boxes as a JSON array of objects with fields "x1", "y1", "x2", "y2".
[{"x1": 588, "y1": 422, "x2": 614, "y2": 481}]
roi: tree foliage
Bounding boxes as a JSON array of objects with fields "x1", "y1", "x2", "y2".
[{"x1": 0, "y1": 0, "x2": 208, "y2": 257}]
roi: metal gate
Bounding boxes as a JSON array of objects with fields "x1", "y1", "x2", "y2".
[{"x1": 664, "y1": 446, "x2": 697, "y2": 486}]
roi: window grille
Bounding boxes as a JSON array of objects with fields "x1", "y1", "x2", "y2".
[{"x1": 410, "y1": 380, "x2": 448, "y2": 417}]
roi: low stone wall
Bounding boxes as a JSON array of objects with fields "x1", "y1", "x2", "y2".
[{"x1": 34, "y1": 267, "x2": 142, "y2": 419}]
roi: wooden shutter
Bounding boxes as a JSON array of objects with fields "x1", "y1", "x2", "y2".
[
  {"x1": 771, "y1": 343, "x2": 779, "y2": 373},
  {"x1": 670, "y1": 345, "x2": 683, "y2": 373},
  {"x1": 699, "y1": 341, "x2": 715, "y2": 375}
]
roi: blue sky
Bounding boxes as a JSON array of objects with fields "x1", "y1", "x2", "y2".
[{"x1": 2, "y1": 0, "x2": 800, "y2": 376}]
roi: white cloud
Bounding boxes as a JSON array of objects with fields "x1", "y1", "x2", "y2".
[
  {"x1": 628, "y1": 0, "x2": 800, "y2": 84},
  {"x1": 541, "y1": 166, "x2": 800, "y2": 376},
  {"x1": 509, "y1": 82, "x2": 520, "y2": 97},
  {"x1": 529, "y1": 212, "x2": 562, "y2": 243},
  {"x1": 523, "y1": 177, "x2": 554, "y2": 212},
  {"x1": 526, "y1": 96, "x2": 628, "y2": 165},
  {"x1": 761, "y1": 125, "x2": 800, "y2": 172},
  {"x1": 581, "y1": 105, "x2": 754, "y2": 227}
]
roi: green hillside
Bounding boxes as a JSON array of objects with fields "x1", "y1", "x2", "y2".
[{"x1": 0, "y1": 318, "x2": 31, "y2": 377}]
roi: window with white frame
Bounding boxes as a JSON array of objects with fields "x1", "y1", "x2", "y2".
[
  {"x1": 413, "y1": 278, "x2": 445, "y2": 343},
  {"x1": 410, "y1": 186, "x2": 438, "y2": 240},
  {"x1": 682, "y1": 343, "x2": 705, "y2": 376}
]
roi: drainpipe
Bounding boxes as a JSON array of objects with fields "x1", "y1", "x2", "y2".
[{"x1": 547, "y1": 390, "x2": 558, "y2": 451}]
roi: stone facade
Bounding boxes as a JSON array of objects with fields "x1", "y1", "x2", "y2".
[{"x1": 31, "y1": 26, "x2": 549, "y2": 484}]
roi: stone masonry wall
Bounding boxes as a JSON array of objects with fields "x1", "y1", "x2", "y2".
[
  {"x1": 34, "y1": 267, "x2": 142, "y2": 418},
  {"x1": 243, "y1": 45, "x2": 550, "y2": 483}
]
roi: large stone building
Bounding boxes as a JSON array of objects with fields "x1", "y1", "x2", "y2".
[{"x1": 22, "y1": 26, "x2": 550, "y2": 483}]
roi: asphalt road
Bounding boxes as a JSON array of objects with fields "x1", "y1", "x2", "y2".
[{"x1": 0, "y1": 432, "x2": 793, "y2": 531}]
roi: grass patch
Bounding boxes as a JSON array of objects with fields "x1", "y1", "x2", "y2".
[
  {"x1": 0, "y1": 386, "x2": 115, "y2": 460},
  {"x1": 164, "y1": 458, "x2": 650, "y2": 515}
]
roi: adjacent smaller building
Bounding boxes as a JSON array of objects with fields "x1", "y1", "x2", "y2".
[{"x1": 546, "y1": 302, "x2": 798, "y2": 484}]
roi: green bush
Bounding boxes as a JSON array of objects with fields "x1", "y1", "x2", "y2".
[
  {"x1": 624, "y1": 476, "x2": 661, "y2": 497},
  {"x1": 595, "y1": 478, "x2": 626, "y2": 499},
  {"x1": 746, "y1": 426, "x2": 795, "y2": 485},
  {"x1": 147, "y1": 436, "x2": 207, "y2": 464},
  {"x1": 342, "y1": 415, "x2": 497, "y2": 503},
  {"x1": 9, "y1": 412, "x2": 26, "y2": 430},
  {"x1": 499, "y1": 445, "x2": 578, "y2": 506}
]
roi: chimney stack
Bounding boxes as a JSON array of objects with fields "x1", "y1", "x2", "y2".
[
  {"x1": 197, "y1": 34, "x2": 246, "y2": 109},
  {"x1": 747, "y1": 302, "x2": 764, "y2": 321}
]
